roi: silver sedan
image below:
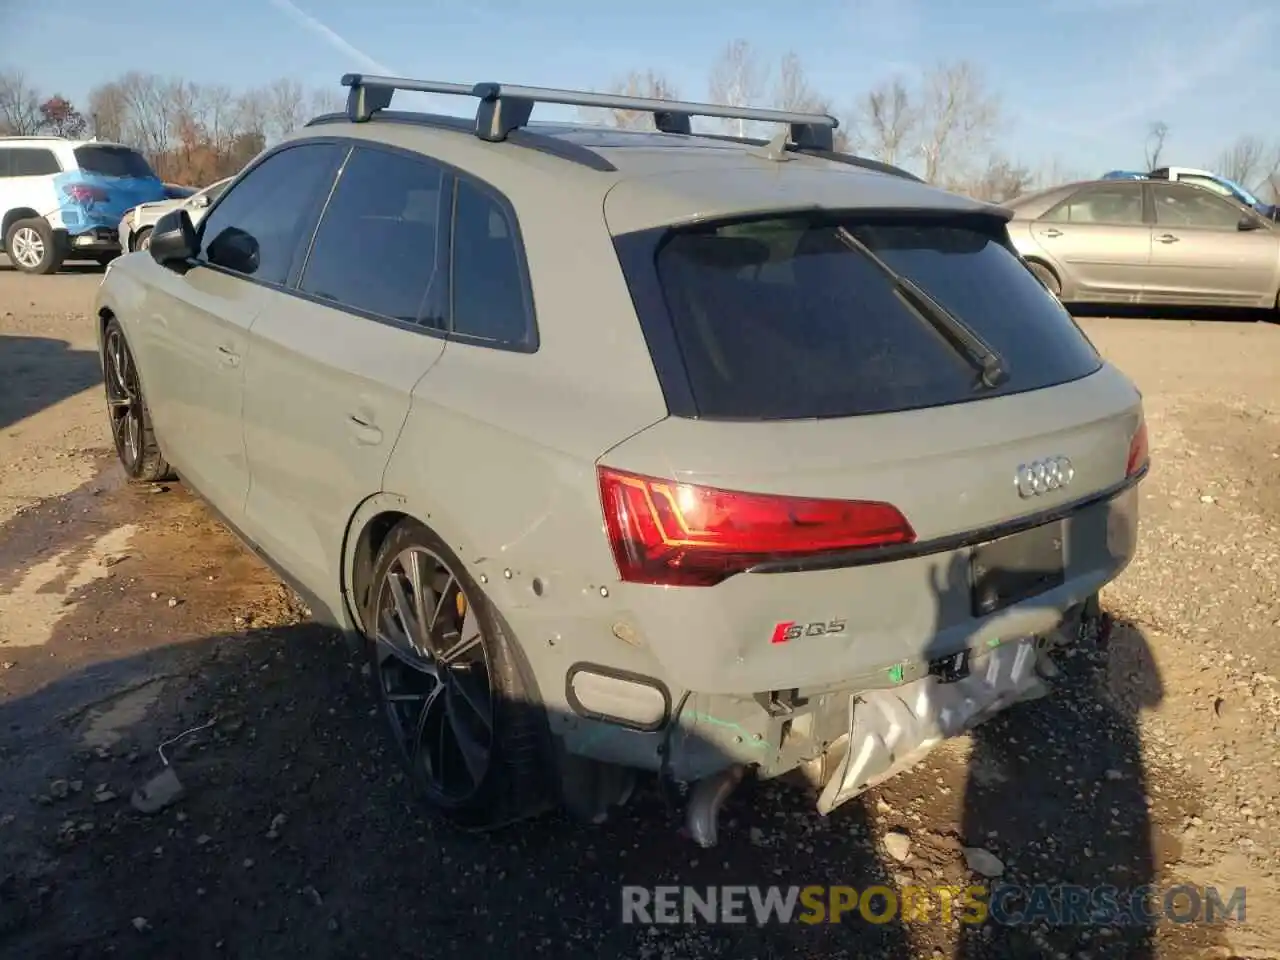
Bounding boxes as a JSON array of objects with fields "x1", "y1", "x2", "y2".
[{"x1": 1006, "y1": 177, "x2": 1280, "y2": 310}]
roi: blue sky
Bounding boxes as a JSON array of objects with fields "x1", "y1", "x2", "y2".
[{"x1": 4, "y1": 0, "x2": 1278, "y2": 177}]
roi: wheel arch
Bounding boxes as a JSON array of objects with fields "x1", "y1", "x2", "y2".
[
  {"x1": 341, "y1": 492, "x2": 505, "y2": 639},
  {"x1": 341, "y1": 492, "x2": 556, "y2": 759},
  {"x1": 129, "y1": 224, "x2": 153, "y2": 251},
  {"x1": 1, "y1": 208, "x2": 42, "y2": 243},
  {"x1": 1024, "y1": 255, "x2": 1065, "y2": 294}
]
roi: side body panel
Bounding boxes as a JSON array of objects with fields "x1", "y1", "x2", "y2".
[{"x1": 241, "y1": 294, "x2": 446, "y2": 609}]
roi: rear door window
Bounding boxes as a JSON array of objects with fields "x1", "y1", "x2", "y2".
[
  {"x1": 298, "y1": 145, "x2": 447, "y2": 326},
  {"x1": 10, "y1": 149, "x2": 61, "y2": 176},
  {"x1": 649, "y1": 214, "x2": 1102, "y2": 420},
  {"x1": 72, "y1": 146, "x2": 156, "y2": 179}
]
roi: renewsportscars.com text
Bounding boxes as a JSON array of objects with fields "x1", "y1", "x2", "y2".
[{"x1": 621, "y1": 884, "x2": 1246, "y2": 927}]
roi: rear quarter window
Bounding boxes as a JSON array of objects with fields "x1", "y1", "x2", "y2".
[
  {"x1": 73, "y1": 146, "x2": 157, "y2": 179},
  {"x1": 640, "y1": 213, "x2": 1102, "y2": 420}
]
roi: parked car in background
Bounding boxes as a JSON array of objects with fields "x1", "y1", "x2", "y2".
[
  {"x1": 0, "y1": 136, "x2": 167, "y2": 274},
  {"x1": 1100, "y1": 170, "x2": 1147, "y2": 180},
  {"x1": 1006, "y1": 177, "x2": 1280, "y2": 310},
  {"x1": 94, "y1": 73, "x2": 1148, "y2": 845},
  {"x1": 120, "y1": 176, "x2": 233, "y2": 252}
]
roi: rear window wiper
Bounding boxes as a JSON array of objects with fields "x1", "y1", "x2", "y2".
[{"x1": 835, "y1": 226, "x2": 1009, "y2": 389}]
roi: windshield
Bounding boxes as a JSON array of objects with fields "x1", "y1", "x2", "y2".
[
  {"x1": 73, "y1": 146, "x2": 157, "y2": 179},
  {"x1": 643, "y1": 213, "x2": 1102, "y2": 420}
]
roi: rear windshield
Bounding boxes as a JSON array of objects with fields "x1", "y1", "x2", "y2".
[
  {"x1": 648, "y1": 213, "x2": 1102, "y2": 420},
  {"x1": 73, "y1": 146, "x2": 156, "y2": 180}
]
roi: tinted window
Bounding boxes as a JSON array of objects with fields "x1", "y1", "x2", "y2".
[
  {"x1": 1042, "y1": 185, "x2": 1143, "y2": 225},
  {"x1": 1153, "y1": 185, "x2": 1244, "y2": 229},
  {"x1": 73, "y1": 146, "x2": 154, "y2": 179},
  {"x1": 450, "y1": 178, "x2": 533, "y2": 346},
  {"x1": 198, "y1": 143, "x2": 343, "y2": 285},
  {"x1": 10, "y1": 148, "x2": 61, "y2": 177},
  {"x1": 299, "y1": 147, "x2": 445, "y2": 325},
  {"x1": 0, "y1": 149, "x2": 12, "y2": 178},
  {"x1": 647, "y1": 215, "x2": 1102, "y2": 420}
]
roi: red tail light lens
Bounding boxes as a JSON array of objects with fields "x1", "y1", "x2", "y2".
[
  {"x1": 1126, "y1": 419, "x2": 1149, "y2": 477},
  {"x1": 63, "y1": 184, "x2": 107, "y2": 203},
  {"x1": 597, "y1": 467, "x2": 916, "y2": 587}
]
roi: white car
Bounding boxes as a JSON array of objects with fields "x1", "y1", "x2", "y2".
[
  {"x1": 0, "y1": 136, "x2": 168, "y2": 274},
  {"x1": 120, "y1": 176, "x2": 233, "y2": 252}
]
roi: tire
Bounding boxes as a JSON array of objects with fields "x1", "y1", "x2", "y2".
[
  {"x1": 1027, "y1": 261, "x2": 1062, "y2": 298},
  {"x1": 362, "y1": 518, "x2": 551, "y2": 830},
  {"x1": 133, "y1": 227, "x2": 153, "y2": 252},
  {"x1": 102, "y1": 318, "x2": 174, "y2": 483},
  {"x1": 5, "y1": 218, "x2": 64, "y2": 275}
]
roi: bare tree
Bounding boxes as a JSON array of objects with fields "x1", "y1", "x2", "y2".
[
  {"x1": 87, "y1": 81, "x2": 128, "y2": 142},
  {"x1": 308, "y1": 87, "x2": 345, "y2": 119},
  {"x1": 265, "y1": 78, "x2": 307, "y2": 143},
  {"x1": 1143, "y1": 121, "x2": 1168, "y2": 170},
  {"x1": 917, "y1": 61, "x2": 1000, "y2": 184},
  {"x1": 1214, "y1": 135, "x2": 1280, "y2": 193},
  {"x1": 587, "y1": 69, "x2": 680, "y2": 130},
  {"x1": 708, "y1": 39, "x2": 768, "y2": 137},
  {"x1": 858, "y1": 77, "x2": 917, "y2": 168},
  {"x1": 770, "y1": 53, "x2": 851, "y2": 150},
  {"x1": 962, "y1": 154, "x2": 1035, "y2": 202},
  {"x1": 773, "y1": 52, "x2": 825, "y2": 115},
  {"x1": 0, "y1": 70, "x2": 42, "y2": 135}
]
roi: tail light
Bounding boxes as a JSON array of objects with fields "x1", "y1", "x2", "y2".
[
  {"x1": 1125, "y1": 418, "x2": 1149, "y2": 477},
  {"x1": 63, "y1": 184, "x2": 107, "y2": 203},
  {"x1": 597, "y1": 466, "x2": 916, "y2": 587}
]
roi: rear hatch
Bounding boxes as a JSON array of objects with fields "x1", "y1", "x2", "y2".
[
  {"x1": 53, "y1": 145, "x2": 167, "y2": 235},
  {"x1": 599, "y1": 199, "x2": 1148, "y2": 695}
]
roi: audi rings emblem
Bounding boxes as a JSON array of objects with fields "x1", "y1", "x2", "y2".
[{"x1": 1014, "y1": 456, "x2": 1074, "y2": 498}]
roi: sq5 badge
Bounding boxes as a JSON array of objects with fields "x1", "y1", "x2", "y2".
[{"x1": 771, "y1": 619, "x2": 847, "y2": 644}]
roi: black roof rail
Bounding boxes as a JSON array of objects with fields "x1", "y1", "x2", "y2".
[{"x1": 340, "y1": 73, "x2": 840, "y2": 151}]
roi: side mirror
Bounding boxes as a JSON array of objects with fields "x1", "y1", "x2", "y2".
[
  {"x1": 1238, "y1": 215, "x2": 1263, "y2": 232},
  {"x1": 149, "y1": 209, "x2": 199, "y2": 269}
]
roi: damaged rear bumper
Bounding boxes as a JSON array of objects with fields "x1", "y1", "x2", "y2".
[{"x1": 671, "y1": 598, "x2": 1102, "y2": 846}]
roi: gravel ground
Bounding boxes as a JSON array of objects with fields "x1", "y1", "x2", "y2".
[{"x1": 1, "y1": 260, "x2": 1278, "y2": 959}]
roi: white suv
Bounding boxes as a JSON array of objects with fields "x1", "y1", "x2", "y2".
[{"x1": 0, "y1": 136, "x2": 168, "y2": 274}]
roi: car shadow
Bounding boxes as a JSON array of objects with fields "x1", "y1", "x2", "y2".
[
  {"x1": 0, "y1": 622, "x2": 922, "y2": 958},
  {"x1": 0, "y1": 335, "x2": 102, "y2": 432},
  {"x1": 0, "y1": 257, "x2": 106, "y2": 274},
  {"x1": 1070, "y1": 303, "x2": 1273, "y2": 324},
  {"x1": 0, "y1": 492, "x2": 1226, "y2": 957}
]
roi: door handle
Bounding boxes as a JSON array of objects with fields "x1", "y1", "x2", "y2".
[
  {"x1": 1042, "y1": 228, "x2": 1063, "y2": 238},
  {"x1": 1155, "y1": 233, "x2": 1180, "y2": 244},
  {"x1": 347, "y1": 414, "x2": 383, "y2": 445},
  {"x1": 216, "y1": 344, "x2": 240, "y2": 367}
]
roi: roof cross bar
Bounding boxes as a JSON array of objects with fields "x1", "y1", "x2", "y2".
[{"x1": 340, "y1": 74, "x2": 839, "y2": 151}]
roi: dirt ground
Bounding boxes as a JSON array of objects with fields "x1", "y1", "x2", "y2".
[{"x1": 1, "y1": 257, "x2": 1279, "y2": 960}]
